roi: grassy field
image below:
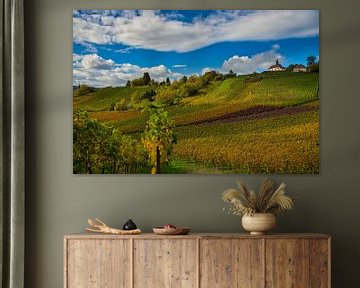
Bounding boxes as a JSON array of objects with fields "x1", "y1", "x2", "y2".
[{"x1": 74, "y1": 72, "x2": 319, "y2": 174}]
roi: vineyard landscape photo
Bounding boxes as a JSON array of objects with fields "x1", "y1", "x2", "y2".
[{"x1": 73, "y1": 10, "x2": 320, "y2": 174}]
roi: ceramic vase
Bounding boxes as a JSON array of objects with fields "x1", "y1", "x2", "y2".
[{"x1": 242, "y1": 213, "x2": 276, "y2": 235}]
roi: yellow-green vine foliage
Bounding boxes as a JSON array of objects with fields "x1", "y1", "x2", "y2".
[{"x1": 143, "y1": 105, "x2": 177, "y2": 174}]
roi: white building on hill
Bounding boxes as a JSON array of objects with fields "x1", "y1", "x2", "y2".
[
  {"x1": 268, "y1": 59, "x2": 286, "y2": 72},
  {"x1": 292, "y1": 64, "x2": 307, "y2": 72}
]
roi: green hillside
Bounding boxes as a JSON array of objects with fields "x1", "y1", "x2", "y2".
[
  {"x1": 73, "y1": 72, "x2": 319, "y2": 174},
  {"x1": 73, "y1": 86, "x2": 154, "y2": 112},
  {"x1": 74, "y1": 72, "x2": 318, "y2": 130}
]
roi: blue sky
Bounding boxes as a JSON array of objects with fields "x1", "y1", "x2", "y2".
[{"x1": 73, "y1": 10, "x2": 319, "y2": 87}]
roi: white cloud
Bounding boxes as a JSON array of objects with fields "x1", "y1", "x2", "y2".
[
  {"x1": 72, "y1": 44, "x2": 286, "y2": 87},
  {"x1": 73, "y1": 10, "x2": 319, "y2": 53},
  {"x1": 114, "y1": 47, "x2": 138, "y2": 54},
  {"x1": 80, "y1": 42, "x2": 98, "y2": 53},
  {"x1": 100, "y1": 46, "x2": 115, "y2": 52},
  {"x1": 222, "y1": 46, "x2": 283, "y2": 75},
  {"x1": 80, "y1": 54, "x2": 115, "y2": 70},
  {"x1": 73, "y1": 53, "x2": 183, "y2": 87},
  {"x1": 73, "y1": 53, "x2": 84, "y2": 62},
  {"x1": 172, "y1": 64, "x2": 187, "y2": 68}
]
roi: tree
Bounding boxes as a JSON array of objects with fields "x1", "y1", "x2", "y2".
[
  {"x1": 125, "y1": 80, "x2": 131, "y2": 87},
  {"x1": 306, "y1": 55, "x2": 317, "y2": 67},
  {"x1": 131, "y1": 90, "x2": 156, "y2": 106},
  {"x1": 188, "y1": 75, "x2": 198, "y2": 83},
  {"x1": 144, "y1": 105, "x2": 177, "y2": 174},
  {"x1": 131, "y1": 90, "x2": 145, "y2": 105},
  {"x1": 156, "y1": 89, "x2": 179, "y2": 105},
  {"x1": 106, "y1": 130, "x2": 148, "y2": 174},
  {"x1": 166, "y1": 77, "x2": 171, "y2": 85},
  {"x1": 203, "y1": 70, "x2": 218, "y2": 82},
  {"x1": 142, "y1": 89, "x2": 156, "y2": 101},
  {"x1": 287, "y1": 64, "x2": 295, "y2": 72},
  {"x1": 226, "y1": 70, "x2": 236, "y2": 78},
  {"x1": 309, "y1": 62, "x2": 319, "y2": 73},
  {"x1": 150, "y1": 79, "x2": 158, "y2": 86},
  {"x1": 229, "y1": 70, "x2": 235, "y2": 75},
  {"x1": 114, "y1": 99, "x2": 128, "y2": 111},
  {"x1": 73, "y1": 111, "x2": 111, "y2": 174},
  {"x1": 143, "y1": 72, "x2": 151, "y2": 86},
  {"x1": 179, "y1": 83, "x2": 198, "y2": 97},
  {"x1": 74, "y1": 84, "x2": 94, "y2": 97},
  {"x1": 131, "y1": 78, "x2": 144, "y2": 87},
  {"x1": 73, "y1": 110, "x2": 148, "y2": 174},
  {"x1": 179, "y1": 75, "x2": 188, "y2": 84}
]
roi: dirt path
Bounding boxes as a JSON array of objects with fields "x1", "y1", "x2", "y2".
[{"x1": 187, "y1": 105, "x2": 318, "y2": 125}]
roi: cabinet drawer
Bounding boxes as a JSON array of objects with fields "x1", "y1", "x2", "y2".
[
  {"x1": 65, "y1": 239, "x2": 131, "y2": 288},
  {"x1": 134, "y1": 239, "x2": 198, "y2": 288},
  {"x1": 200, "y1": 239, "x2": 264, "y2": 288},
  {"x1": 265, "y1": 239, "x2": 329, "y2": 288}
]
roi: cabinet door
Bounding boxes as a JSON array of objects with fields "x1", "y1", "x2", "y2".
[
  {"x1": 66, "y1": 239, "x2": 131, "y2": 288},
  {"x1": 134, "y1": 239, "x2": 198, "y2": 288},
  {"x1": 309, "y1": 239, "x2": 330, "y2": 288},
  {"x1": 266, "y1": 239, "x2": 309, "y2": 287},
  {"x1": 200, "y1": 239, "x2": 264, "y2": 288}
]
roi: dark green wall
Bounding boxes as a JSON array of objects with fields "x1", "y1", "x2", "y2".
[{"x1": 25, "y1": 0, "x2": 360, "y2": 287}]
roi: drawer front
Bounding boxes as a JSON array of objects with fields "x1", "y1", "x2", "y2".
[
  {"x1": 265, "y1": 239, "x2": 329, "y2": 288},
  {"x1": 266, "y1": 239, "x2": 310, "y2": 288},
  {"x1": 309, "y1": 239, "x2": 330, "y2": 288},
  {"x1": 133, "y1": 239, "x2": 198, "y2": 288},
  {"x1": 65, "y1": 239, "x2": 131, "y2": 288},
  {"x1": 200, "y1": 239, "x2": 264, "y2": 288}
]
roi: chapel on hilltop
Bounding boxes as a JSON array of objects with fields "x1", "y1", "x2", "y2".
[{"x1": 268, "y1": 59, "x2": 286, "y2": 72}]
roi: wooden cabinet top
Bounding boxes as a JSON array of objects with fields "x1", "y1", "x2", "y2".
[{"x1": 64, "y1": 232, "x2": 330, "y2": 240}]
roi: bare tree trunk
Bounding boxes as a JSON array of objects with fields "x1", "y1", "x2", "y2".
[
  {"x1": 156, "y1": 146, "x2": 161, "y2": 174},
  {"x1": 87, "y1": 164, "x2": 93, "y2": 174}
]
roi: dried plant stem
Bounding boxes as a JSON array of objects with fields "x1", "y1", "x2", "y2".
[
  {"x1": 86, "y1": 218, "x2": 142, "y2": 235},
  {"x1": 222, "y1": 179, "x2": 294, "y2": 216}
]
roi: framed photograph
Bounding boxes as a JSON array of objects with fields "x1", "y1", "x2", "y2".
[{"x1": 73, "y1": 10, "x2": 319, "y2": 174}]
